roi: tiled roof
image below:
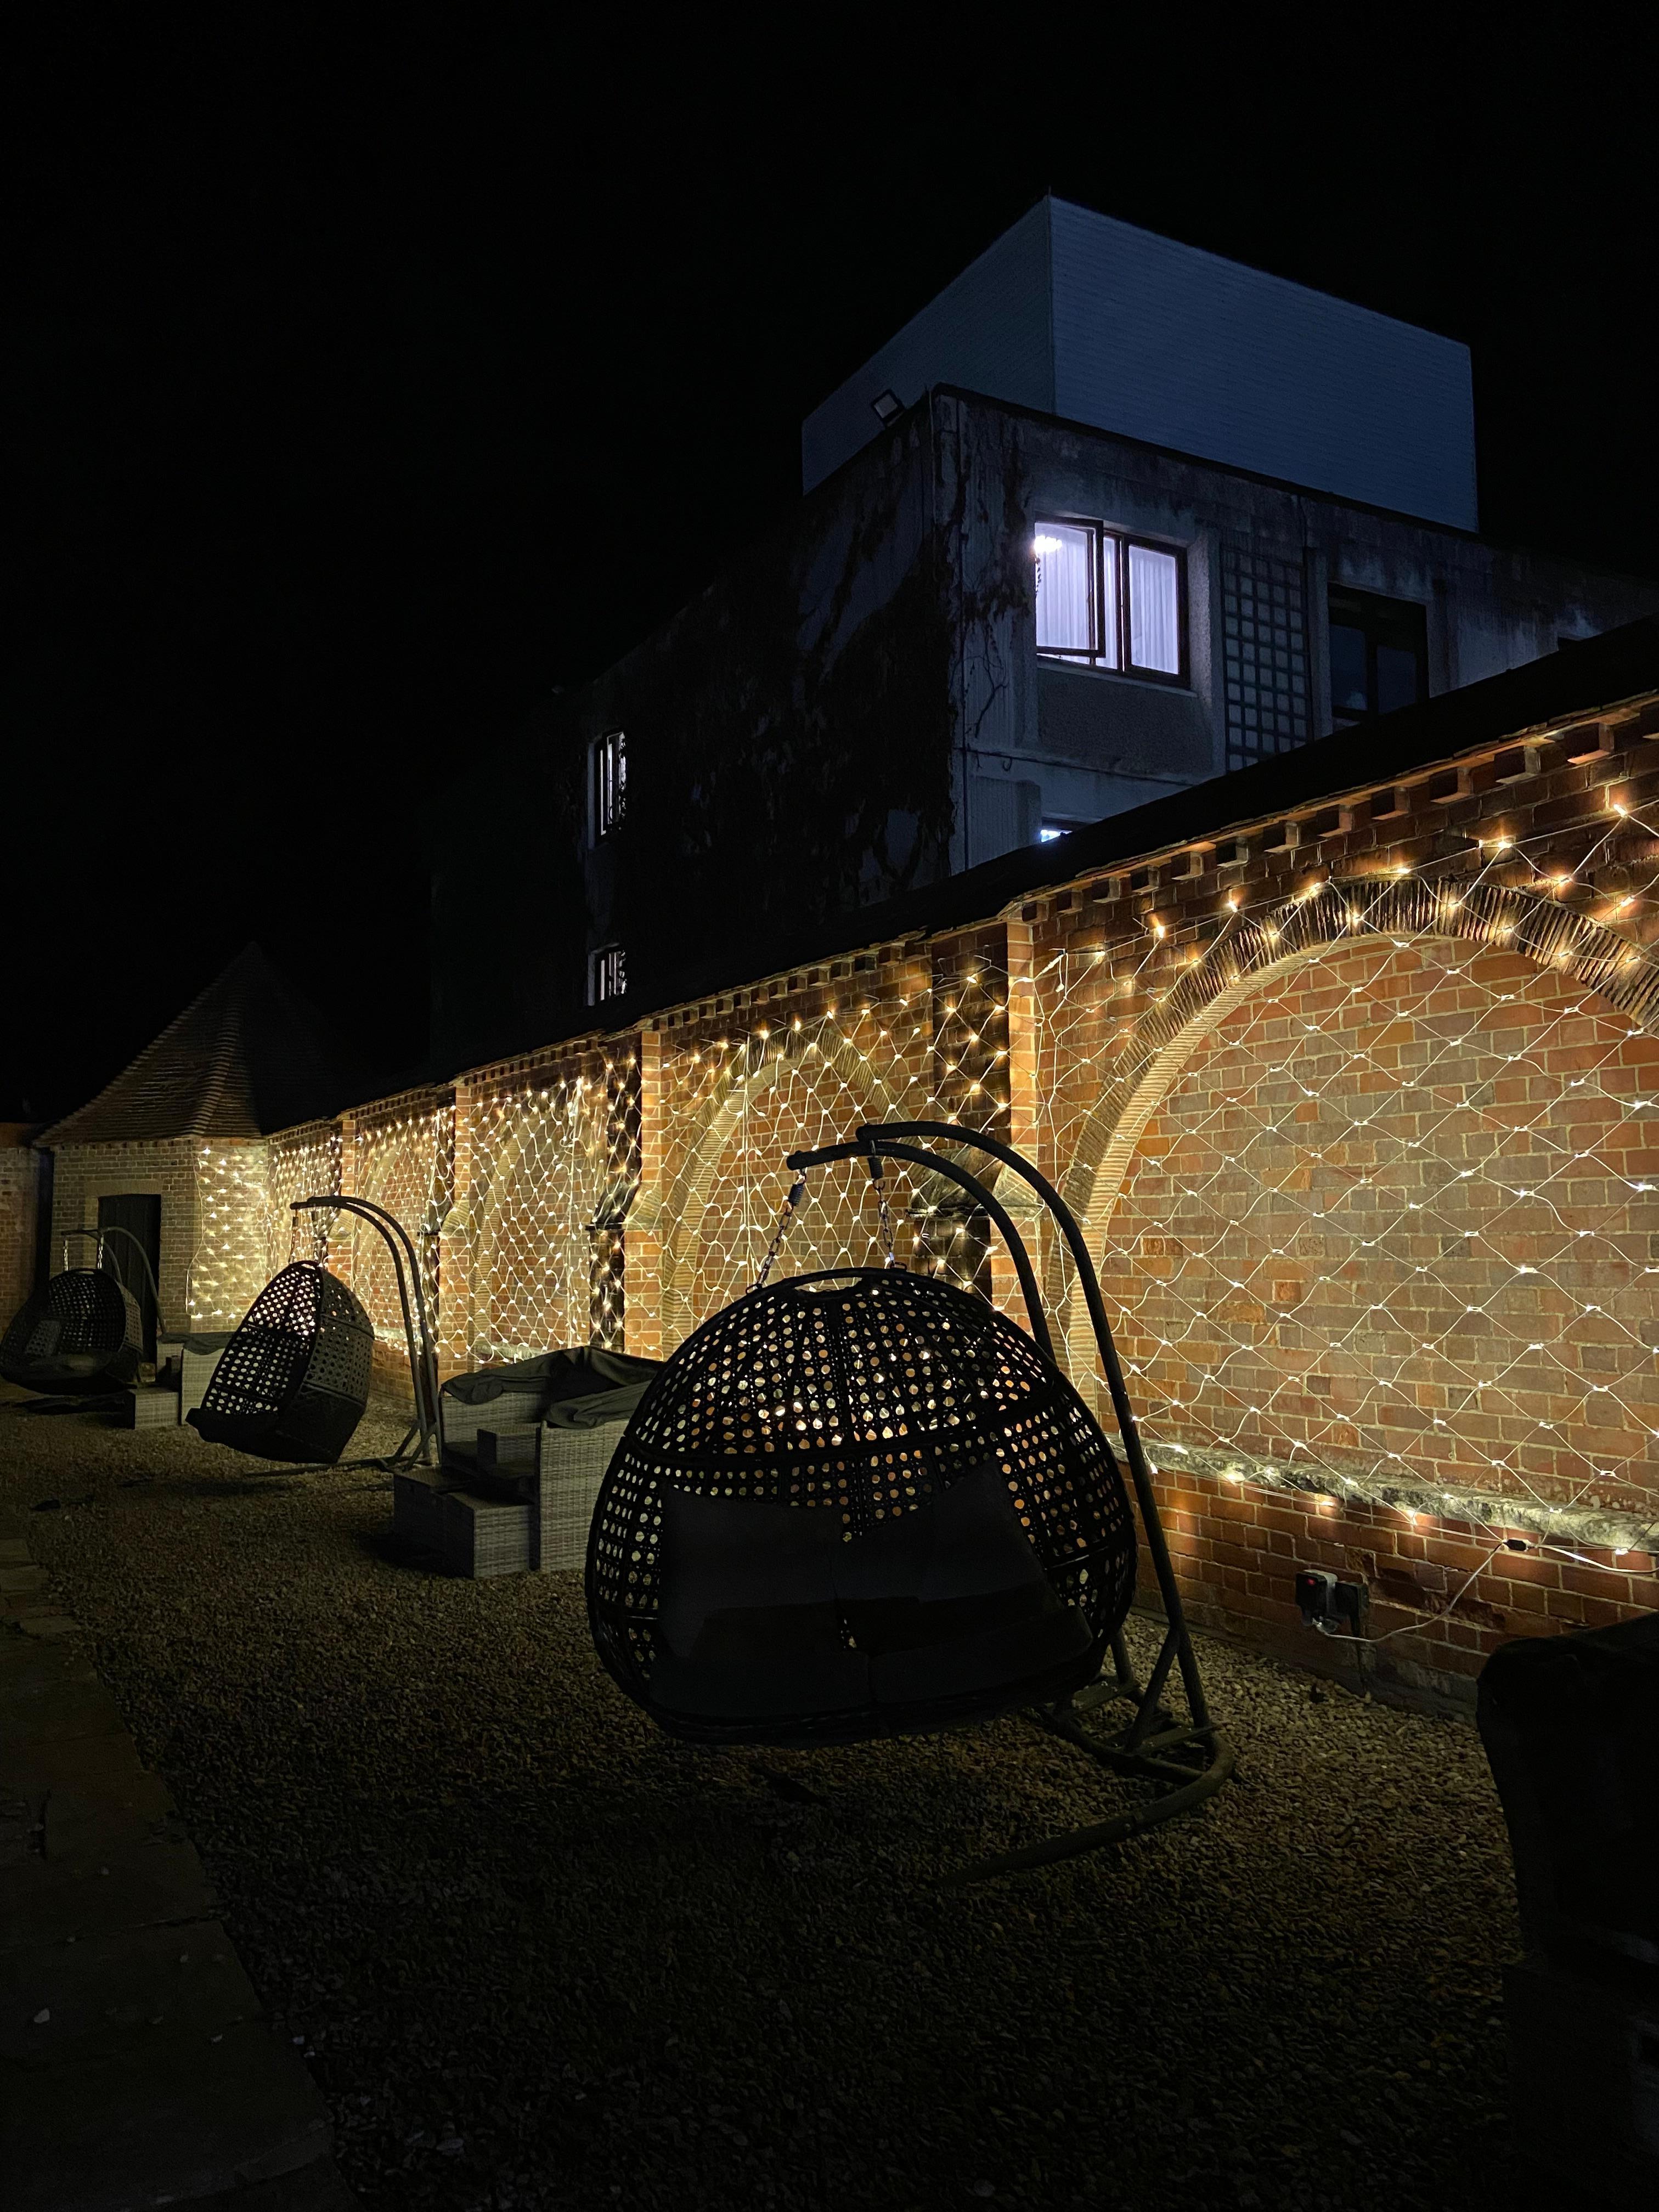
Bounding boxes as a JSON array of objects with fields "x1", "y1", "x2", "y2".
[{"x1": 40, "y1": 947, "x2": 353, "y2": 1147}]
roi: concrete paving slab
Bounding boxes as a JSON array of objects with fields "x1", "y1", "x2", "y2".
[
  {"x1": 185, "y1": 2162, "x2": 361, "y2": 2212},
  {"x1": 0, "y1": 1635, "x2": 125, "y2": 1748},
  {"x1": 0, "y1": 1486, "x2": 350, "y2": 2207},
  {"x1": 0, "y1": 1733, "x2": 218, "y2": 1950},
  {"x1": 0, "y1": 1921, "x2": 332, "y2": 2210}
]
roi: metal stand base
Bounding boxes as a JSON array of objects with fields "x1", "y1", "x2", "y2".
[{"x1": 952, "y1": 1673, "x2": 1233, "y2": 1886}]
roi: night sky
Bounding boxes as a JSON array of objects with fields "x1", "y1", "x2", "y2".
[{"x1": 8, "y1": 16, "x2": 1657, "y2": 1123}]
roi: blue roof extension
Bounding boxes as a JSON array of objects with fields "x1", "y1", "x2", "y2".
[{"x1": 802, "y1": 199, "x2": 1477, "y2": 531}]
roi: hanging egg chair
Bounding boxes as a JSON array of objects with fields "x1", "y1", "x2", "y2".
[
  {"x1": 588, "y1": 1263, "x2": 1138, "y2": 1745},
  {"x1": 188, "y1": 1261, "x2": 374, "y2": 1465},
  {"x1": 587, "y1": 1122, "x2": 1232, "y2": 1880},
  {"x1": 0, "y1": 1261, "x2": 143, "y2": 1395}
]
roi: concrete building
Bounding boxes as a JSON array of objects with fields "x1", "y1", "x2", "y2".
[{"x1": 430, "y1": 198, "x2": 1656, "y2": 1072}]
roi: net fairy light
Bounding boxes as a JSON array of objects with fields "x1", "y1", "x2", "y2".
[
  {"x1": 342, "y1": 1097, "x2": 453, "y2": 1353},
  {"x1": 172, "y1": 767, "x2": 1659, "y2": 1626},
  {"x1": 1027, "y1": 802, "x2": 1659, "y2": 1580},
  {"x1": 457, "y1": 1054, "x2": 639, "y2": 1365},
  {"x1": 652, "y1": 984, "x2": 976, "y2": 1345}
]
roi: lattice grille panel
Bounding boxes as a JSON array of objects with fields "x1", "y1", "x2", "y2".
[{"x1": 1221, "y1": 543, "x2": 1310, "y2": 771}]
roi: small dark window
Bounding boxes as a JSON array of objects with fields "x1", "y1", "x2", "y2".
[
  {"x1": 590, "y1": 730, "x2": 626, "y2": 844},
  {"x1": 1035, "y1": 521, "x2": 1187, "y2": 684},
  {"x1": 1328, "y1": 589, "x2": 1427, "y2": 724},
  {"x1": 588, "y1": 944, "x2": 627, "y2": 1006}
]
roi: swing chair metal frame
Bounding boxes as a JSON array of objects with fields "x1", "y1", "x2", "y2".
[
  {"x1": 1, "y1": 1225, "x2": 166, "y2": 1408},
  {"x1": 776, "y1": 1120, "x2": 1233, "y2": 1883},
  {"x1": 289, "y1": 1196, "x2": 441, "y2": 1467}
]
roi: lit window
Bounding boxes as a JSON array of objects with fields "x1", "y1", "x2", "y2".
[
  {"x1": 590, "y1": 730, "x2": 626, "y2": 844},
  {"x1": 1034, "y1": 521, "x2": 1185, "y2": 681},
  {"x1": 1328, "y1": 589, "x2": 1426, "y2": 724},
  {"x1": 589, "y1": 944, "x2": 627, "y2": 1005}
]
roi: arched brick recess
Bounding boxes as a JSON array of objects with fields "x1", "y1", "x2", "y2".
[
  {"x1": 1057, "y1": 889, "x2": 1659, "y2": 1534},
  {"x1": 658, "y1": 1030, "x2": 921, "y2": 1346},
  {"x1": 468, "y1": 1099, "x2": 603, "y2": 1363}
]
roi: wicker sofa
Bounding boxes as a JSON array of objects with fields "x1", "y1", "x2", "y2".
[{"x1": 396, "y1": 1347, "x2": 661, "y2": 1576}]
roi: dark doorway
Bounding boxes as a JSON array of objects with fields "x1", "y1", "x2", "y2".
[{"x1": 98, "y1": 1193, "x2": 161, "y2": 1361}]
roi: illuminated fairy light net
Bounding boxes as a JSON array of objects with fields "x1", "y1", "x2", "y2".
[
  {"x1": 460, "y1": 1058, "x2": 629, "y2": 1365},
  {"x1": 343, "y1": 1100, "x2": 454, "y2": 1351},
  {"x1": 189, "y1": 1139, "x2": 278, "y2": 1328},
  {"x1": 654, "y1": 994, "x2": 967, "y2": 1342},
  {"x1": 1030, "y1": 819, "x2": 1659, "y2": 1571},
  {"x1": 187, "y1": 1123, "x2": 343, "y2": 1331}
]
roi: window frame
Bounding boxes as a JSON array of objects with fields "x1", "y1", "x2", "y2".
[
  {"x1": 1326, "y1": 586, "x2": 1428, "y2": 726},
  {"x1": 589, "y1": 729, "x2": 626, "y2": 846},
  {"x1": 1034, "y1": 518, "x2": 1189, "y2": 686},
  {"x1": 588, "y1": 943, "x2": 627, "y2": 1007}
]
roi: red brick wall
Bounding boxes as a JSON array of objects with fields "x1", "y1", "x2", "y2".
[
  {"x1": 49, "y1": 1139, "x2": 206, "y2": 1339},
  {"x1": 0, "y1": 1145, "x2": 41, "y2": 1333},
  {"x1": 162, "y1": 680, "x2": 1659, "y2": 1704}
]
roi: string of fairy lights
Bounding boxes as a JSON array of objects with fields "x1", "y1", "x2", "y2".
[
  {"x1": 341, "y1": 1102, "x2": 453, "y2": 1350},
  {"x1": 178, "y1": 765, "x2": 1659, "y2": 1607},
  {"x1": 1028, "y1": 786, "x2": 1659, "y2": 1582},
  {"x1": 461, "y1": 1059, "x2": 627, "y2": 1364}
]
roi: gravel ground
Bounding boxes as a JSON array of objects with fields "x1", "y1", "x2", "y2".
[{"x1": 2, "y1": 1386, "x2": 1531, "y2": 2212}]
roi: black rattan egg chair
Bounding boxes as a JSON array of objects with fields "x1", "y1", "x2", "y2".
[
  {"x1": 0, "y1": 1229, "x2": 148, "y2": 1396},
  {"x1": 588, "y1": 1121, "x2": 1232, "y2": 1879},
  {"x1": 0, "y1": 1263, "x2": 143, "y2": 1395},
  {"x1": 186, "y1": 1196, "x2": 441, "y2": 1471},
  {"x1": 592, "y1": 1267, "x2": 1136, "y2": 1741},
  {"x1": 188, "y1": 1261, "x2": 374, "y2": 1464}
]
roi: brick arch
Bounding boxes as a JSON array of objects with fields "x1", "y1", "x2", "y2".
[
  {"x1": 467, "y1": 1091, "x2": 607, "y2": 1363},
  {"x1": 657, "y1": 1028, "x2": 919, "y2": 1348},
  {"x1": 1058, "y1": 878, "x2": 1659, "y2": 1252},
  {"x1": 348, "y1": 1123, "x2": 450, "y2": 1350},
  {"x1": 1057, "y1": 880, "x2": 1659, "y2": 1522}
]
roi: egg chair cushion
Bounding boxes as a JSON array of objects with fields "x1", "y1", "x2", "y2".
[
  {"x1": 588, "y1": 1266, "x2": 1137, "y2": 1746},
  {"x1": 0, "y1": 1269, "x2": 143, "y2": 1393},
  {"x1": 187, "y1": 1262, "x2": 374, "y2": 1465}
]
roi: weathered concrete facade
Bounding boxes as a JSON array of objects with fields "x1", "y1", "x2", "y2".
[{"x1": 431, "y1": 391, "x2": 1657, "y2": 1075}]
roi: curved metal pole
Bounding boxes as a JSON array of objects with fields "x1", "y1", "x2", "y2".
[
  {"x1": 291, "y1": 1198, "x2": 438, "y2": 1465},
  {"x1": 64, "y1": 1226, "x2": 166, "y2": 1334},
  {"x1": 783, "y1": 1137, "x2": 1053, "y2": 1361},
  {"x1": 855, "y1": 1120, "x2": 1211, "y2": 1736}
]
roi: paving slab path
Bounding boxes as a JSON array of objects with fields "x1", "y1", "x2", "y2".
[{"x1": 0, "y1": 1500, "x2": 357, "y2": 2212}]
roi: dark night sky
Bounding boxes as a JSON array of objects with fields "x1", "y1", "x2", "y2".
[{"x1": 7, "y1": 14, "x2": 1657, "y2": 1122}]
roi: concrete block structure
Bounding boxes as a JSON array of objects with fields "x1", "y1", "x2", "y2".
[{"x1": 431, "y1": 201, "x2": 1658, "y2": 1069}]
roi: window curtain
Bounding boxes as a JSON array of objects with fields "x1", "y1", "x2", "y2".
[
  {"x1": 1035, "y1": 525, "x2": 1094, "y2": 655},
  {"x1": 1128, "y1": 545, "x2": 1180, "y2": 674}
]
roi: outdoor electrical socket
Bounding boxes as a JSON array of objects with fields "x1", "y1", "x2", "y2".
[
  {"x1": 1295, "y1": 1568, "x2": 1336, "y2": 1626},
  {"x1": 1294, "y1": 1567, "x2": 1369, "y2": 1633}
]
